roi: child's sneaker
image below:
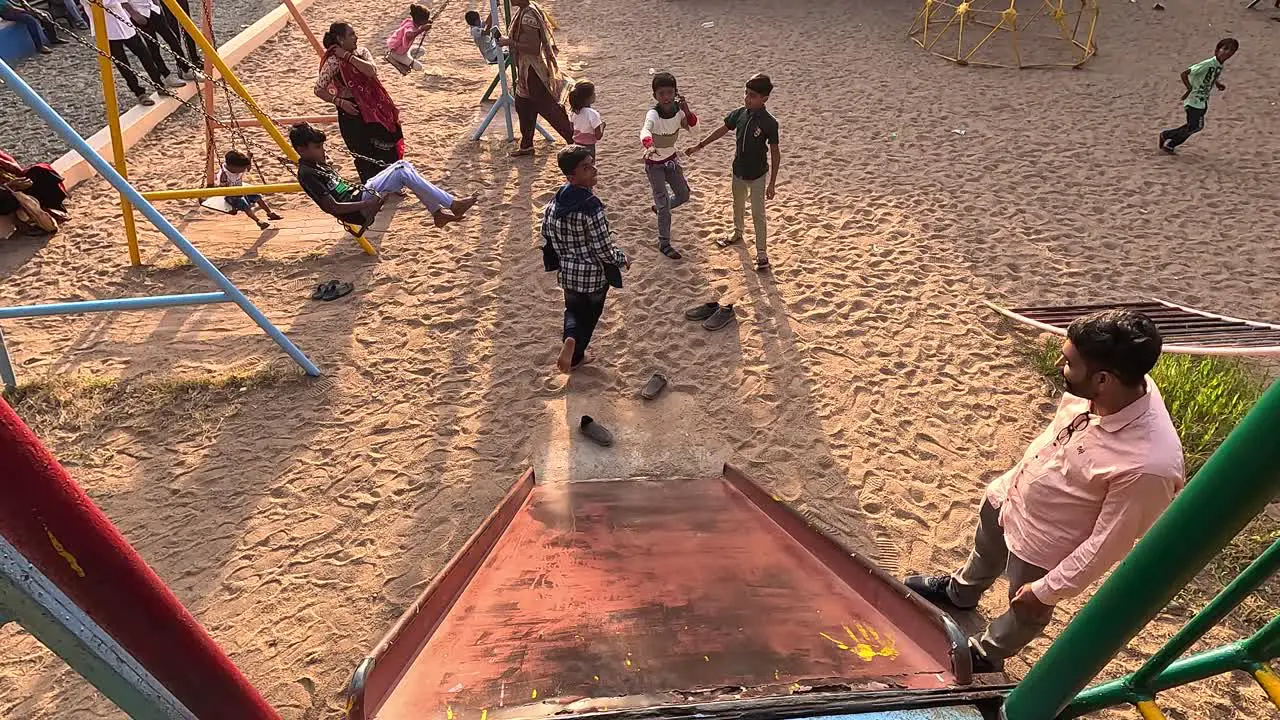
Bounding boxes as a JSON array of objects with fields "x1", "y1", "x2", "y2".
[{"x1": 163, "y1": 74, "x2": 187, "y2": 88}]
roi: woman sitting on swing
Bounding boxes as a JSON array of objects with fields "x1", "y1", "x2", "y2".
[{"x1": 314, "y1": 21, "x2": 404, "y2": 182}]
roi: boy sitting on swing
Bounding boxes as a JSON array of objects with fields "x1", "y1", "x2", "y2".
[{"x1": 289, "y1": 123, "x2": 478, "y2": 229}]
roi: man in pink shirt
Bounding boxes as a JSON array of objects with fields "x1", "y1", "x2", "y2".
[{"x1": 906, "y1": 309, "x2": 1184, "y2": 672}]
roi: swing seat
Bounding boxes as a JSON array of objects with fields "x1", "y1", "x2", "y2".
[{"x1": 383, "y1": 51, "x2": 414, "y2": 76}]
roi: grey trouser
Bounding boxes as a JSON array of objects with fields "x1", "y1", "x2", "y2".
[
  {"x1": 732, "y1": 174, "x2": 767, "y2": 256},
  {"x1": 947, "y1": 500, "x2": 1054, "y2": 665},
  {"x1": 645, "y1": 158, "x2": 690, "y2": 246}
]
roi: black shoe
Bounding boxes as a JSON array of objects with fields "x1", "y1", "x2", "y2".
[
  {"x1": 905, "y1": 574, "x2": 962, "y2": 607},
  {"x1": 969, "y1": 644, "x2": 1002, "y2": 674}
]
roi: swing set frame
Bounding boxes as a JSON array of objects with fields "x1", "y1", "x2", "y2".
[{"x1": 85, "y1": 0, "x2": 376, "y2": 265}]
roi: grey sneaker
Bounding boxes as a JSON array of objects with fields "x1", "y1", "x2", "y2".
[
  {"x1": 136, "y1": 92, "x2": 156, "y2": 106},
  {"x1": 163, "y1": 74, "x2": 186, "y2": 88}
]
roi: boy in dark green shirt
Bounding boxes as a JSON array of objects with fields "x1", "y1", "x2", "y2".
[{"x1": 687, "y1": 74, "x2": 780, "y2": 271}]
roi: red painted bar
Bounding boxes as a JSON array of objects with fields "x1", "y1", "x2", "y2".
[{"x1": 0, "y1": 399, "x2": 278, "y2": 720}]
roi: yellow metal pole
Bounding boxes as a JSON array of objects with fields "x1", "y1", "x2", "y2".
[
  {"x1": 142, "y1": 183, "x2": 302, "y2": 201},
  {"x1": 1134, "y1": 700, "x2": 1167, "y2": 720},
  {"x1": 156, "y1": 0, "x2": 299, "y2": 162},
  {"x1": 90, "y1": 2, "x2": 142, "y2": 266},
  {"x1": 1254, "y1": 665, "x2": 1280, "y2": 709}
]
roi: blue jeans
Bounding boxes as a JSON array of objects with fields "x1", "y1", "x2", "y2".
[
  {"x1": 363, "y1": 160, "x2": 454, "y2": 213},
  {"x1": 227, "y1": 194, "x2": 261, "y2": 211},
  {"x1": 645, "y1": 158, "x2": 690, "y2": 245},
  {"x1": 1, "y1": 9, "x2": 46, "y2": 49}
]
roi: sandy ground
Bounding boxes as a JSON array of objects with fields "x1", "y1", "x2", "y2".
[{"x1": 2, "y1": 0, "x2": 1280, "y2": 717}]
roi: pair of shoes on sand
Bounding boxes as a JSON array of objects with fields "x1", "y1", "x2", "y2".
[
  {"x1": 684, "y1": 301, "x2": 735, "y2": 331},
  {"x1": 714, "y1": 234, "x2": 770, "y2": 271}
]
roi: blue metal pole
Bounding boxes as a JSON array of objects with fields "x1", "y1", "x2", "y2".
[
  {"x1": 0, "y1": 59, "x2": 321, "y2": 378},
  {"x1": 0, "y1": 293, "x2": 229, "y2": 320}
]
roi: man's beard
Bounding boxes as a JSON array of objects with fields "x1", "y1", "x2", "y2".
[{"x1": 1063, "y1": 373, "x2": 1094, "y2": 399}]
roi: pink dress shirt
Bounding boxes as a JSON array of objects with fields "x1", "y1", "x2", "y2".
[{"x1": 986, "y1": 378, "x2": 1184, "y2": 606}]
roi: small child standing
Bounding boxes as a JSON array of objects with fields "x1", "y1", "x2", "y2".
[
  {"x1": 568, "y1": 81, "x2": 605, "y2": 157},
  {"x1": 640, "y1": 72, "x2": 697, "y2": 260},
  {"x1": 220, "y1": 150, "x2": 281, "y2": 230},
  {"x1": 687, "y1": 73, "x2": 779, "y2": 271},
  {"x1": 464, "y1": 10, "x2": 502, "y2": 65},
  {"x1": 1160, "y1": 38, "x2": 1238, "y2": 153},
  {"x1": 386, "y1": 4, "x2": 431, "y2": 74}
]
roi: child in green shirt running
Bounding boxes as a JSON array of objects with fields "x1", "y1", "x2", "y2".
[{"x1": 1160, "y1": 38, "x2": 1238, "y2": 153}]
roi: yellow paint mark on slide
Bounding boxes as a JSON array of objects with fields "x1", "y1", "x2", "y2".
[
  {"x1": 46, "y1": 529, "x2": 85, "y2": 578},
  {"x1": 531, "y1": 689, "x2": 538, "y2": 700},
  {"x1": 446, "y1": 706, "x2": 455, "y2": 720},
  {"x1": 820, "y1": 623, "x2": 899, "y2": 662},
  {"x1": 481, "y1": 709, "x2": 488, "y2": 720}
]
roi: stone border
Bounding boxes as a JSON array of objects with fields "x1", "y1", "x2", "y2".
[{"x1": 51, "y1": 0, "x2": 321, "y2": 190}]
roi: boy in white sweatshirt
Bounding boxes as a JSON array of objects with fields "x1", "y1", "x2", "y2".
[{"x1": 640, "y1": 72, "x2": 698, "y2": 259}]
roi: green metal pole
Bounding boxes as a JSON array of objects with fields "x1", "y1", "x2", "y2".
[
  {"x1": 1001, "y1": 380, "x2": 1280, "y2": 720},
  {"x1": 1131, "y1": 537, "x2": 1280, "y2": 688},
  {"x1": 1243, "y1": 613, "x2": 1280, "y2": 663}
]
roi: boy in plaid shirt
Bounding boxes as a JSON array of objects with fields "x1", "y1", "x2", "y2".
[{"x1": 542, "y1": 145, "x2": 629, "y2": 373}]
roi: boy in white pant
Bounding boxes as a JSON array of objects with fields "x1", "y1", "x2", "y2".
[{"x1": 289, "y1": 123, "x2": 477, "y2": 228}]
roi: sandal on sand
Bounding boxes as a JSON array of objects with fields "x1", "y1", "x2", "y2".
[
  {"x1": 556, "y1": 337, "x2": 576, "y2": 374},
  {"x1": 715, "y1": 233, "x2": 743, "y2": 248},
  {"x1": 579, "y1": 416, "x2": 614, "y2": 447},
  {"x1": 510, "y1": 147, "x2": 535, "y2": 158},
  {"x1": 684, "y1": 302, "x2": 719, "y2": 321},
  {"x1": 659, "y1": 244, "x2": 682, "y2": 260},
  {"x1": 256, "y1": 220, "x2": 270, "y2": 230},
  {"x1": 311, "y1": 280, "x2": 354, "y2": 301},
  {"x1": 703, "y1": 305, "x2": 736, "y2": 331},
  {"x1": 641, "y1": 372, "x2": 668, "y2": 400}
]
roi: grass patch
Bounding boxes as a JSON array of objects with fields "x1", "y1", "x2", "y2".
[
  {"x1": 1018, "y1": 335, "x2": 1277, "y2": 625},
  {"x1": 2, "y1": 365, "x2": 296, "y2": 467}
]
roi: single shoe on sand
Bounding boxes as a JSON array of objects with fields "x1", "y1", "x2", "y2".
[
  {"x1": 684, "y1": 302, "x2": 719, "y2": 321},
  {"x1": 641, "y1": 372, "x2": 668, "y2": 400},
  {"x1": 579, "y1": 416, "x2": 614, "y2": 447},
  {"x1": 703, "y1": 305, "x2": 736, "y2": 331},
  {"x1": 556, "y1": 337, "x2": 576, "y2": 374}
]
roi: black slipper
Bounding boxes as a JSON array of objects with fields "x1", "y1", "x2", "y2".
[
  {"x1": 684, "y1": 302, "x2": 719, "y2": 321},
  {"x1": 579, "y1": 416, "x2": 614, "y2": 447},
  {"x1": 660, "y1": 244, "x2": 682, "y2": 259},
  {"x1": 312, "y1": 280, "x2": 354, "y2": 301},
  {"x1": 641, "y1": 372, "x2": 668, "y2": 400},
  {"x1": 311, "y1": 280, "x2": 336, "y2": 300},
  {"x1": 703, "y1": 305, "x2": 736, "y2": 331}
]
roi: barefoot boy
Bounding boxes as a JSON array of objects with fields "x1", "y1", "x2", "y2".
[
  {"x1": 289, "y1": 123, "x2": 476, "y2": 228},
  {"x1": 640, "y1": 72, "x2": 698, "y2": 260},
  {"x1": 687, "y1": 73, "x2": 779, "y2": 271},
  {"x1": 1159, "y1": 38, "x2": 1238, "y2": 154},
  {"x1": 542, "y1": 145, "x2": 629, "y2": 373},
  {"x1": 219, "y1": 150, "x2": 282, "y2": 230}
]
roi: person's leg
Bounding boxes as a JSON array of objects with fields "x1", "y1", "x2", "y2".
[
  {"x1": 514, "y1": 94, "x2": 538, "y2": 151},
  {"x1": 573, "y1": 287, "x2": 608, "y2": 365},
  {"x1": 646, "y1": 163, "x2": 672, "y2": 245},
  {"x1": 748, "y1": 175, "x2": 768, "y2": 259},
  {"x1": 1163, "y1": 107, "x2": 1206, "y2": 149},
  {"x1": 562, "y1": 289, "x2": 588, "y2": 365},
  {"x1": 4, "y1": 11, "x2": 47, "y2": 50},
  {"x1": 946, "y1": 499, "x2": 1010, "y2": 609},
  {"x1": 971, "y1": 555, "x2": 1053, "y2": 666},
  {"x1": 124, "y1": 33, "x2": 165, "y2": 86},
  {"x1": 526, "y1": 73, "x2": 574, "y2": 144},
  {"x1": 666, "y1": 161, "x2": 691, "y2": 212},
  {"x1": 150, "y1": 10, "x2": 191, "y2": 75},
  {"x1": 167, "y1": 0, "x2": 201, "y2": 73},
  {"x1": 109, "y1": 38, "x2": 147, "y2": 96},
  {"x1": 730, "y1": 175, "x2": 748, "y2": 242},
  {"x1": 137, "y1": 17, "x2": 172, "y2": 78},
  {"x1": 62, "y1": 0, "x2": 87, "y2": 27},
  {"x1": 365, "y1": 161, "x2": 453, "y2": 213}
]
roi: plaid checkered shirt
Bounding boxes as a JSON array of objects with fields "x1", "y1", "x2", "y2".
[{"x1": 541, "y1": 188, "x2": 627, "y2": 294}]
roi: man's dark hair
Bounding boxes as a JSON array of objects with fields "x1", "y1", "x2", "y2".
[
  {"x1": 557, "y1": 145, "x2": 593, "y2": 176},
  {"x1": 652, "y1": 72, "x2": 677, "y2": 94},
  {"x1": 464, "y1": 10, "x2": 481, "y2": 25},
  {"x1": 745, "y1": 73, "x2": 773, "y2": 97},
  {"x1": 1066, "y1": 310, "x2": 1162, "y2": 386},
  {"x1": 224, "y1": 150, "x2": 251, "y2": 168},
  {"x1": 289, "y1": 122, "x2": 327, "y2": 149},
  {"x1": 1217, "y1": 37, "x2": 1239, "y2": 53},
  {"x1": 409, "y1": 3, "x2": 430, "y2": 24}
]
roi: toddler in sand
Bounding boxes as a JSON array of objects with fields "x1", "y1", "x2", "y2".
[
  {"x1": 640, "y1": 72, "x2": 698, "y2": 260},
  {"x1": 568, "y1": 81, "x2": 605, "y2": 157},
  {"x1": 1159, "y1": 38, "x2": 1238, "y2": 154},
  {"x1": 385, "y1": 3, "x2": 432, "y2": 74},
  {"x1": 688, "y1": 73, "x2": 779, "y2": 271},
  {"x1": 219, "y1": 150, "x2": 282, "y2": 230}
]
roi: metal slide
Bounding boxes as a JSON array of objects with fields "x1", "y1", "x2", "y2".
[{"x1": 345, "y1": 467, "x2": 999, "y2": 720}]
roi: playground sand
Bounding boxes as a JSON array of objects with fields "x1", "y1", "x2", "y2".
[{"x1": 2, "y1": 0, "x2": 1280, "y2": 717}]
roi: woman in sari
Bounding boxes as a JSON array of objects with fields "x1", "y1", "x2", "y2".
[
  {"x1": 0, "y1": 149, "x2": 67, "y2": 235},
  {"x1": 314, "y1": 22, "x2": 404, "y2": 182},
  {"x1": 499, "y1": 0, "x2": 573, "y2": 157}
]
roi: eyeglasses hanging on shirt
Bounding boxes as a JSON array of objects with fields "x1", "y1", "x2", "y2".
[{"x1": 1054, "y1": 412, "x2": 1092, "y2": 447}]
